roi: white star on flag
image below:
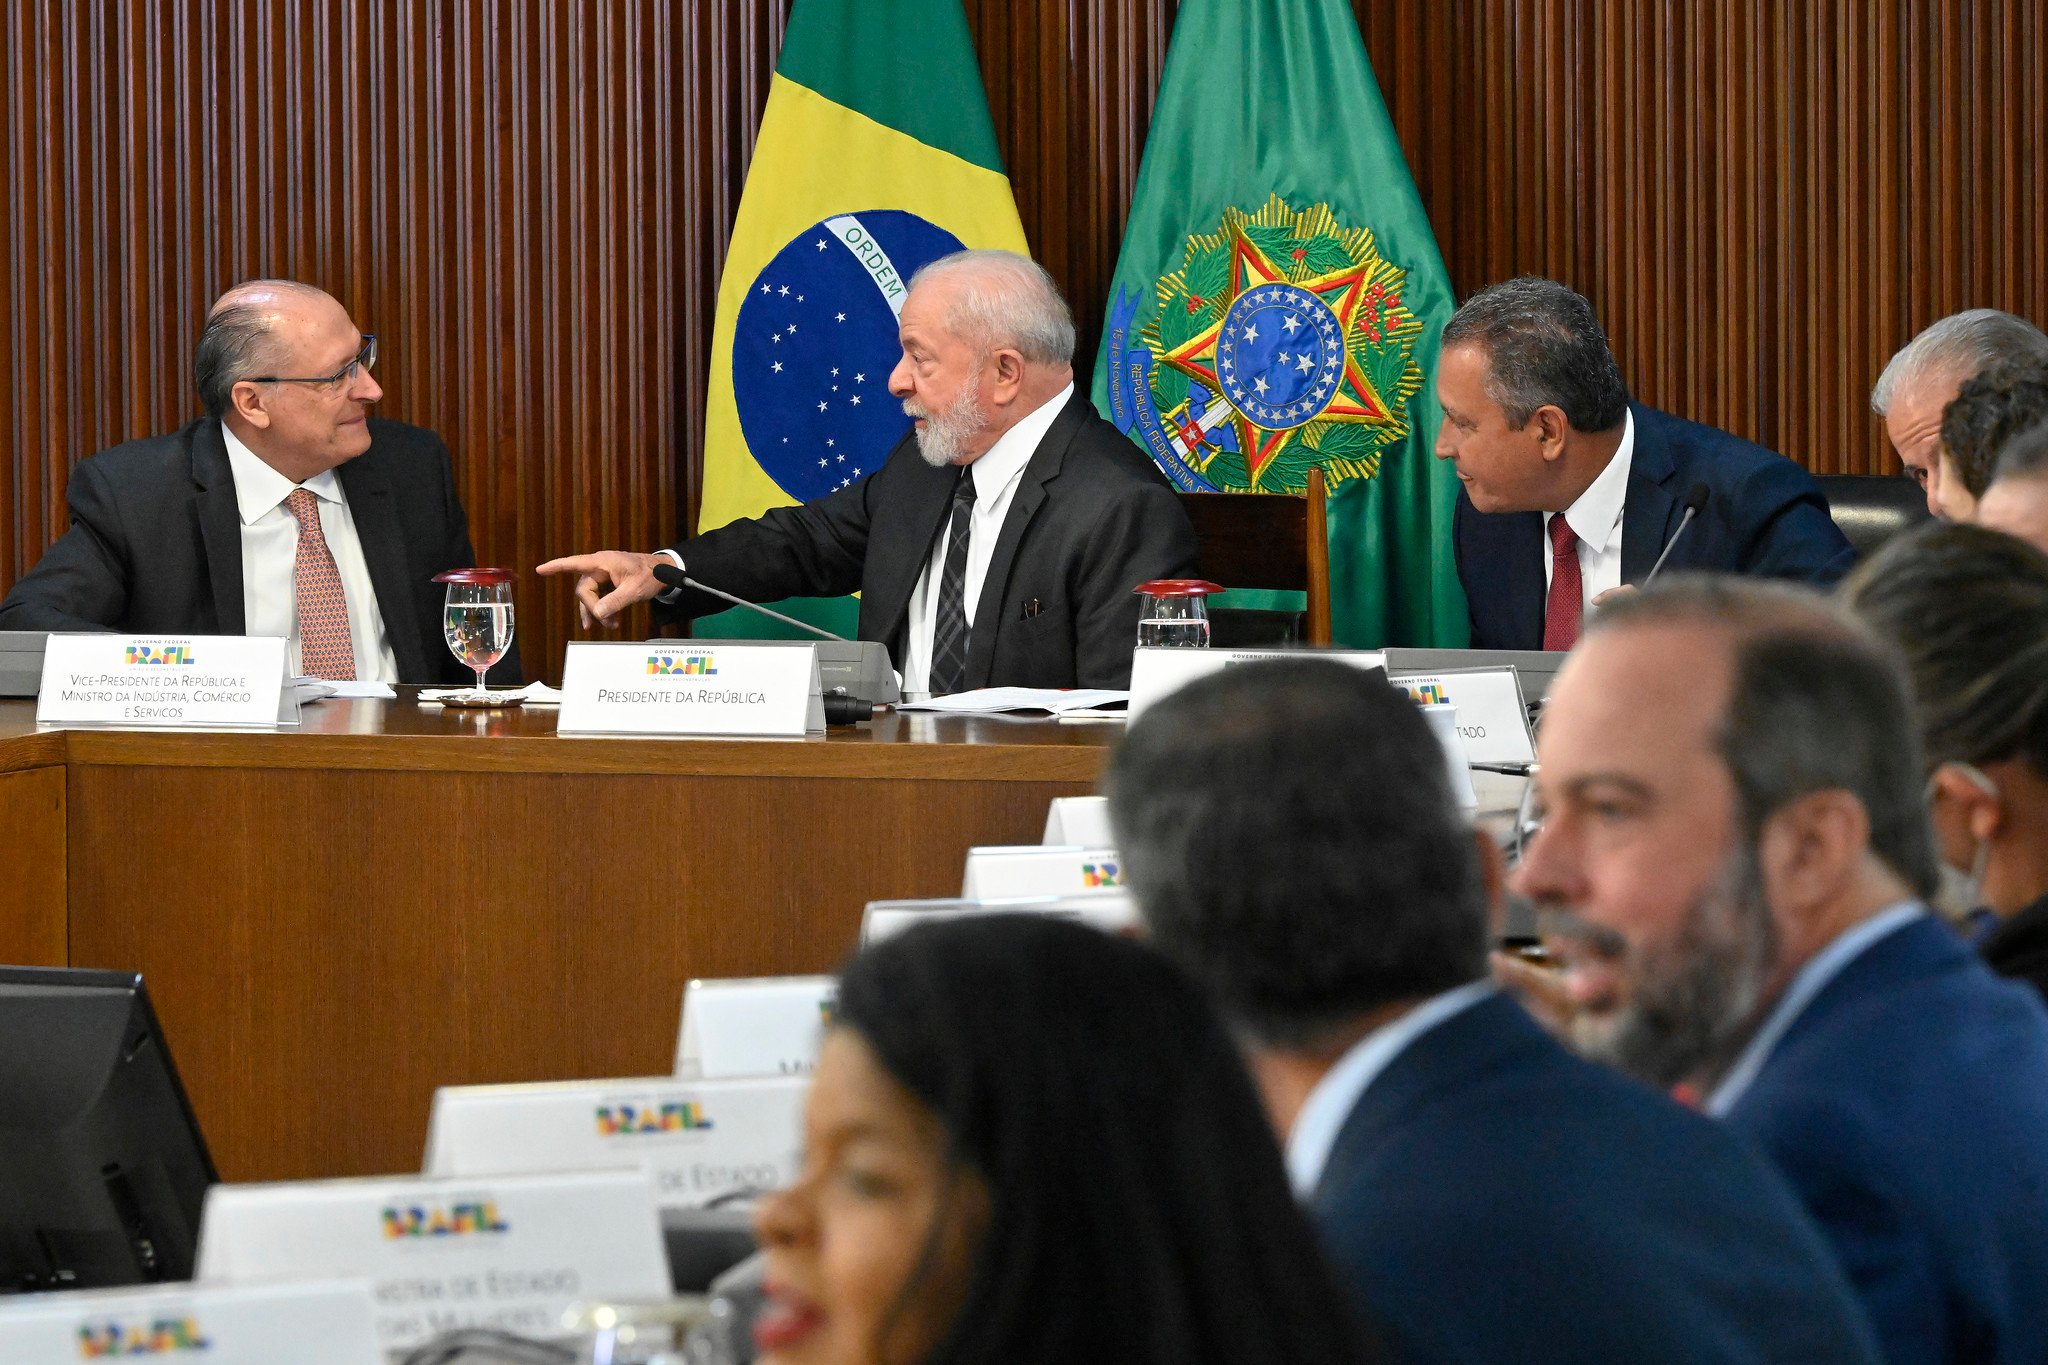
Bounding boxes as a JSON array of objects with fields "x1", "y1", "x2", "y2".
[
  {"x1": 1253, "y1": 375, "x2": 1270, "y2": 395},
  {"x1": 1282, "y1": 314, "x2": 1300, "y2": 333}
]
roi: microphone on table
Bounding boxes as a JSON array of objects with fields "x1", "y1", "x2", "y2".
[
  {"x1": 652, "y1": 564, "x2": 848, "y2": 641},
  {"x1": 1640, "y1": 484, "x2": 1711, "y2": 586},
  {"x1": 650, "y1": 563, "x2": 871, "y2": 726}
]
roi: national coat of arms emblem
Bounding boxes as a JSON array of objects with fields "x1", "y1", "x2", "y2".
[{"x1": 1103, "y1": 194, "x2": 1426, "y2": 494}]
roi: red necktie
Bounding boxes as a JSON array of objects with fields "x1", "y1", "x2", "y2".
[
  {"x1": 1543, "y1": 512, "x2": 1583, "y2": 652},
  {"x1": 285, "y1": 488, "x2": 357, "y2": 680}
]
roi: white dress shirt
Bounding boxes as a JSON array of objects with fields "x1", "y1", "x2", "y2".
[
  {"x1": 1284, "y1": 980, "x2": 1497, "y2": 1197},
  {"x1": 1543, "y1": 408, "x2": 1635, "y2": 607},
  {"x1": 897, "y1": 383, "x2": 1072, "y2": 698},
  {"x1": 221, "y1": 425, "x2": 399, "y2": 681},
  {"x1": 1703, "y1": 901, "x2": 1924, "y2": 1117}
]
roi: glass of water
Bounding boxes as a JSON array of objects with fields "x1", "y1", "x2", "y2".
[
  {"x1": 433, "y1": 567, "x2": 516, "y2": 698},
  {"x1": 1133, "y1": 579, "x2": 1224, "y2": 648}
]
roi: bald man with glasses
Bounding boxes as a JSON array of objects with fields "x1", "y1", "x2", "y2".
[{"x1": 0, "y1": 280, "x2": 516, "y2": 685}]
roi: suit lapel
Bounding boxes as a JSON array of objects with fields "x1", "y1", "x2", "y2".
[
  {"x1": 1621, "y1": 405, "x2": 1679, "y2": 583},
  {"x1": 963, "y1": 394, "x2": 1080, "y2": 689},
  {"x1": 191, "y1": 422, "x2": 247, "y2": 634},
  {"x1": 338, "y1": 452, "x2": 428, "y2": 681}
]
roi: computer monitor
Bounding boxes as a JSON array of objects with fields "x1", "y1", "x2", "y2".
[{"x1": 0, "y1": 966, "x2": 217, "y2": 1293}]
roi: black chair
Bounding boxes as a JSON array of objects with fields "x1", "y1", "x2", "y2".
[{"x1": 1817, "y1": 474, "x2": 1931, "y2": 560}]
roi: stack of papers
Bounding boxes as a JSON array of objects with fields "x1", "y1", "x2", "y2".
[
  {"x1": 896, "y1": 687, "x2": 1129, "y2": 716},
  {"x1": 288, "y1": 677, "x2": 398, "y2": 703}
]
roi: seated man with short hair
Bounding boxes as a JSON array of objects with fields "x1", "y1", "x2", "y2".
[
  {"x1": 1439, "y1": 277, "x2": 1852, "y2": 650},
  {"x1": 0, "y1": 280, "x2": 516, "y2": 685},
  {"x1": 1937, "y1": 357, "x2": 2048, "y2": 525},
  {"x1": 1872, "y1": 308, "x2": 2048, "y2": 519},
  {"x1": 1105, "y1": 657, "x2": 1879, "y2": 1365},
  {"x1": 1515, "y1": 576, "x2": 2048, "y2": 1363},
  {"x1": 538, "y1": 250, "x2": 1197, "y2": 694}
]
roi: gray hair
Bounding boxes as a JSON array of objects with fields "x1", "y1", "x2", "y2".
[
  {"x1": 1870, "y1": 308, "x2": 2048, "y2": 416},
  {"x1": 1440, "y1": 276, "x2": 1631, "y2": 433},
  {"x1": 1589, "y1": 576, "x2": 1940, "y2": 901},
  {"x1": 1993, "y1": 420, "x2": 2048, "y2": 487},
  {"x1": 193, "y1": 279, "x2": 329, "y2": 419},
  {"x1": 906, "y1": 249, "x2": 1076, "y2": 366}
]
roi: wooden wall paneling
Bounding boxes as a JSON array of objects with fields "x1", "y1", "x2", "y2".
[{"x1": 0, "y1": 764, "x2": 66, "y2": 966}]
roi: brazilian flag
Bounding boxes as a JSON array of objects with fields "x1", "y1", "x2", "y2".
[
  {"x1": 1092, "y1": 0, "x2": 1469, "y2": 647},
  {"x1": 693, "y1": 0, "x2": 1028, "y2": 639}
]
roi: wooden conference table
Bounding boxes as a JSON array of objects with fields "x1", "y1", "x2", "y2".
[{"x1": 0, "y1": 694, "x2": 1106, "y2": 1182}]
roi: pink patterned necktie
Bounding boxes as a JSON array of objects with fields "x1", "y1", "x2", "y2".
[
  {"x1": 285, "y1": 488, "x2": 356, "y2": 680},
  {"x1": 1543, "y1": 512, "x2": 1583, "y2": 652}
]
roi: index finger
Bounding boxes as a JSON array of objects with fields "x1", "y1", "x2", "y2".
[{"x1": 536, "y1": 555, "x2": 600, "y2": 577}]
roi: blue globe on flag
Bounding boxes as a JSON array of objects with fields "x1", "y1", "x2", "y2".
[{"x1": 732, "y1": 210, "x2": 965, "y2": 504}]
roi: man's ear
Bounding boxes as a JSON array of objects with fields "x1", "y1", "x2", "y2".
[
  {"x1": 987, "y1": 347, "x2": 1026, "y2": 407},
  {"x1": 1534, "y1": 404, "x2": 1571, "y2": 462},
  {"x1": 1757, "y1": 789, "x2": 1869, "y2": 916},
  {"x1": 230, "y1": 381, "x2": 273, "y2": 431},
  {"x1": 1930, "y1": 764, "x2": 2005, "y2": 845}
]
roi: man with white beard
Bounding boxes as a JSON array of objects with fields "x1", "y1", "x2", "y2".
[
  {"x1": 1509, "y1": 576, "x2": 2048, "y2": 1365},
  {"x1": 540, "y1": 249, "x2": 1195, "y2": 694}
]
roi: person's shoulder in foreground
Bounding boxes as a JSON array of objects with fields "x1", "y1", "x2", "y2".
[{"x1": 1105, "y1": 655, "x2": 1879, "y2": 1365}]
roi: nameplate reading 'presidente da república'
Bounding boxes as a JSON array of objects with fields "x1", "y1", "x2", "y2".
[
  {"x1": 1388, "y1": 666, "x2": 1537, "y2": 766},
  {"x1": 0, "y1": 1278, "x2": 382, "y2": 1364},
  {"x1": 1126, "y1": 645, "x2": 1388, "y2": 720},
  {"x1": 556, "y1": 641, "x2": 824, "y2": 736},
  {"x1": 675, "y1": 975, "x2": 838, "y2": 1079},
  {"x1": 194, "y1": 1169, "x2": 669, "y2": 1352},
  {"x1": 423, "y1": 1074, "x2": 808, "y2": 1212},
  {"x1": 37, "y1": 634, "x2": 293, "y2": 728}
]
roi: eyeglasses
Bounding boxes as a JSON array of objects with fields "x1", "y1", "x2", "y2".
[{"x1": 245, "y1": 334, "x2": 377, "y2": 390}]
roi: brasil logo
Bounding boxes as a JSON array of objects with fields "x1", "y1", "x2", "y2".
[
  {"x1": 1104, "y1": 194, "x2": 1425, "y2": 493},
  {"x1": 76, "y1": 1317, "x2": 211, "y2": 1357},
  {"x1": 1081, "y1": 861, "x2": 1123, "y2": 889},
  {"x1": 125, "y1": 645, "x2": 194, "y2": 666},
  {"x1": 380, "y1": 1200, "x2": 509, "y2": 1240},
  {"x1": 1406, "y1": 683, "x2": 1449, "y2": 706},
  {"x1": 648, "y1": 653, "x2": 718, "y2": 676},
  {"x1": 596, "y1": 1101, "x2": 714, "y2": 1136}
]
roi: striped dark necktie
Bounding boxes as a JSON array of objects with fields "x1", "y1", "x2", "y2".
[{"x1": 928, "y1": 465, "x2": 977, "y2": 695}]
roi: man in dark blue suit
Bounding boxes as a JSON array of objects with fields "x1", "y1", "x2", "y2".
[
  {"x1": 1514, "y1": 577, "x2": 2048, "y2": 1364},
  {"x1": 1104, "y1": 658, "x2": 1879, "y2": 1365},
  {"x1": 1438, "y1": 278, "x2": 1853, "y2": 650}
]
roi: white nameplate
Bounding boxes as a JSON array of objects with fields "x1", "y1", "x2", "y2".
[
  {"x1": 1043, "y1": 795, "x2": 1114, "y2": 845},
  {"x1": 557, "y1": 641, "x2": 824, "y2": 736},
  {"x1": 1418, "y1": 703, "x2": 1480, "y2": 809},
  {"x1": 862, "y1": 894, "x2": 1140, "y2": 945},
  {"x1": 1127, "y1": 645, "x2": 1387, "y2": 720},
  {"x1": 1389, "y1": 667, "x2": 1536, "y2": 765},
  {"x1": 0, "y1": 1279, "x2": 381, "y2": 1364},
  {"x1": 961, "y1": 845, "x2": 1126, "y2": 898},
  {"x1": 675, "y1": 975, "x2": 837, "y2": 1079},
  {"x1": 424, "y1": 1075, "x2": 807, "y2": 1211},
  {"x1": 37, "y1": 634, "x2": 295, "y2": 728},
  {"x1": 196, "y1": 1169, "x2": 669, "y2": 1352}
]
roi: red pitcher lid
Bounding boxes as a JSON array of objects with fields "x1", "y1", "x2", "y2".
[
  {"x1": 1133, "y1": 579, "x2": 1226, "y2": 597},
  {"x1": 432, "y1": 567, "x2": 515, "y2": 585}
]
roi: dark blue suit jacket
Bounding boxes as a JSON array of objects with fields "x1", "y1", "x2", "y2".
[
  {"x1": 1453, "y1": 404, "x2": 1856, "y2": 650},
  {"x1": 1721, "y1": 915, "x2": 2048, "y2": 1365},
  {"x1": 1314, "y1": 993, "x2": 1879, "y2": 1364}
]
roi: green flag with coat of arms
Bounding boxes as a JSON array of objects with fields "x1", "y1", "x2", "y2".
[{"x1": 1091, "y1": 0, "x2": 1468, "y2": 646}]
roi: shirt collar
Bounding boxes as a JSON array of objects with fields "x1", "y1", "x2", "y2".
[
  {"x1": 966, "y1": 382, "x2": 1071, "y2": 500},
  {"x1": 221, "y1": 423, "x2": 344, "y2": 526},
  {"x1": 1284, "y1": 980, "x2": 1497, "y2": 1198},
  {"x1": 1704, "y1": 900, "x2": 1925, "y2": 1116},
  {"x1": 1562, "y1": 407, "x2": 1634, "y2": 553}
]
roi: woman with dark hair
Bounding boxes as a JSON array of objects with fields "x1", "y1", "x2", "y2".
[
  {"x1": 1843, "y1": 521, "x2": 2048, "y2": 997},
  {"x1": 750, "y1": 913, "x2": 1379, "y2": 1365}
]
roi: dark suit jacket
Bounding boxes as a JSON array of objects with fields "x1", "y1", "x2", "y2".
[
  {"x1": 1722, "y1": 914, "x2": 2048, "y2": 1364},
  {"x1": 1454, "y1": 403, "x2": 1857, "y2": 650},
  {"x1": 0, "y1": 417, "x2": 518, "y2": 685},
  {"x1": 1314, "y1": 993, "x2": 1880, "y2": 1365},
  {"x1": 1980, "y1": 893, "x2": 2048, "y2": 1003},
  {"x1": 666, "y1": 393, "x2": 1198, "y2": 689}
]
